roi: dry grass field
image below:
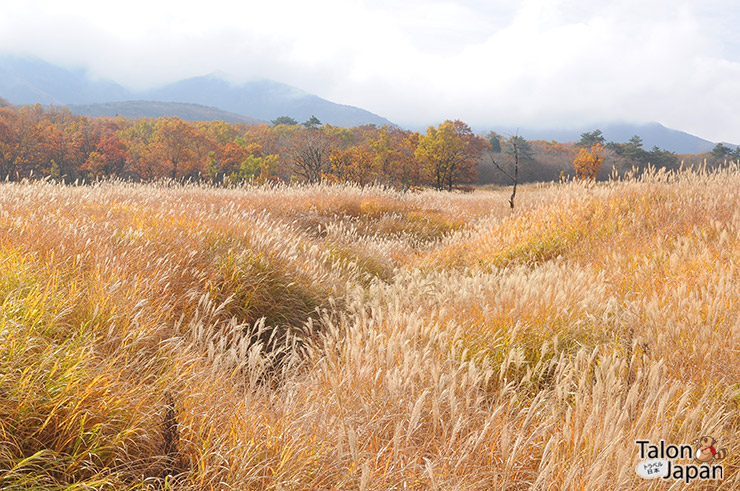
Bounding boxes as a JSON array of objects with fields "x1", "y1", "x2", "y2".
[{"x1": 1, "y1": 166, "x2": 739, "y2": 489}]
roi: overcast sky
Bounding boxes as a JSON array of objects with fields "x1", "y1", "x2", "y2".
[{"x1": 1, "y1": 0, "x2": 739, "y2": 142}]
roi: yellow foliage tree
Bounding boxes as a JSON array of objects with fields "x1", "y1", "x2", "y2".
[
  {"x1": 572, "y1": 142, "x2": 604, "y2": 180},
  {"x1": 415, "y1": 120, "x2": 485, "y2": 191}
]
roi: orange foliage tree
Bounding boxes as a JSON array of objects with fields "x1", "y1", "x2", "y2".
[
  {"x1": 151, "y1": 117, "x2": 200, "y2": 180},
  {"x1": 0, "y1": 107, "x2": 21, "y2": 179},
  {"x1": 209, "y1": 141, "x2": 251, "y2": 180},
  {"x1": 572, "y1": 142, "x2": 605, "y2": 180},
  {"x1": 7, "y1": 105, "x2": 51, "y2": 178},
  {"x1": 81, "y1": 120, "x2": 128, "y2": 178}
]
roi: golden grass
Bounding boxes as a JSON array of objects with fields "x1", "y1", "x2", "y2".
[{"x1": 0, "y1": 167, "x2": 739, "y2": 489}]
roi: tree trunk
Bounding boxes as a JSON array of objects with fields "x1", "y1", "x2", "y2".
[{"x1": 509, "y1": 138, "x2": 519, "y2": 209}]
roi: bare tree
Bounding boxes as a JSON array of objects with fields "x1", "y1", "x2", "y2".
[
  {"x1": 489, "y1": 133, "x2": 525, "y2": 209},
  {"x1": 290, "y1": 128, "x2": 330, "y2": 183}
]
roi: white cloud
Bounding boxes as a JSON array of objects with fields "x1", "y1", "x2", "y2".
[{"x1": 0, "y1": 0, "x2": 739, "y2": 141}]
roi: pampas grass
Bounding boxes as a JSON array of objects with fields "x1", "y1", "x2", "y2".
[{"x1": 1, "y1": 166, "x2": 739, "y2": 489}]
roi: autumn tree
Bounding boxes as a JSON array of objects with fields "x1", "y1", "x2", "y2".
[
  {"x1": 369, "y1": 126, "x2": 423, "y2": 189},
  {"x1": 149, "y1": 117, "x2": 215, "y2": 180},
  {"x1": 324, "y1": 125, "x2": 354, "y2": 147},
  {"x1": 19, "y1": 107, "x2": 91, "y2": 181},
  {"x1": 119, "y1": 119, "x2": 160, "y2": 179},
  {"x1": 0, "y1": 107, "x2": 20, "y2": 179},
  {"x1": 243, "y1": 124, "x2": 283, "y2": 156},
  {"x1": 0, "y1": 105, "x2": 78, "y2": 180},
  {"x1": 206, "y1": 140, "x2": 251, "y2": 181},
  {"x1": 322, "y1": 125, "x2": 366, "y2": 183},
  {"x1": 327, "y1": 144, "x2": 376, "y2": 185},
  {"x1": 81, "y1": 120, "x2": 128, "y2": 178},
  {"x1": 0, "y1": 105, "x2": 53, "y2": 179},
  {"x1": 573, "y1": 142, "x2": 605, "y2": 180},
  {"x1": 326, "y1": 145, "x2": 351, "y2": 182},
  {"x1": 415, "y1": 120, "x2": 486, "y2": 191},
  {"x1": 289, "y1": 127, "x2": 331, "y2": 183},
  {"x1": 237, "y1": 154, "x2": 280, "y2": 183},
  {"x1": 199, "y1": 120, "x2": 241, "y2": 146},
  {"x1": 154, "y1": 117, "x2": 194, "y2": 179}
]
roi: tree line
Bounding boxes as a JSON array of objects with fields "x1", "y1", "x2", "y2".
[
  {"x1": 0, "y1": 100, "x2": 729, "y2": 189},
  {"x1": 0, "y1": 103, "x2": 489, "y2": 190}
]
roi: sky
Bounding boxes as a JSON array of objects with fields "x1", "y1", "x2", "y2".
[{"x1": 1, "y1": 0, "x2": 740, "y2": 142}]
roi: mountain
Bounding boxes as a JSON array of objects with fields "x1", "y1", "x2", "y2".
[
  {"x1": 66, "y1": 101, "x2": 262, "y2": 124},
  {"x1": 141, "y1": 76, "x2": 394, "y2": 127},
  {"x1": 0, "y1": 56, "x2": 393, "y2": 127},
  {"x1": 483, "y1": 122, "x2": 720, "y2": 154},
  {"x1": 0, "y1": 56, "x2": 130, "y2": 105},
  {"x1": 0, "y1": 56, "x2": 728, "y2": 152}
]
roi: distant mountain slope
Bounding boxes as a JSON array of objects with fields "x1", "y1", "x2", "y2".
[
  {"x1": 484, "y1": 122, "x2": 720, "y2": 154},
  {"x1": 599, "y1": 122, "x2": 716, "y2": 153},
  {"x1": 0, "y1": 56, "x2": 130, "y2": 105},
  {"x1": 0, "y1": 56, "x2": 393, "y2": 127},
  {"x1": 141, "y1": 75, "x2": 394, "y2": 127},
  {"x1": 67, "y1": 101, "x2": 262, "y2": 124}
]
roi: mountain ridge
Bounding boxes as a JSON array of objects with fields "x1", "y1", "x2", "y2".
[
  {"x1": 65, "y1": 100, "x2": 263, "y2": 125},
  {"x1": 0, "y1": 55, "x2": 729, "y2": 153},
  {"x1": 140, "y1": 75, "x2": 394, "y2": 127},
  {"x1": 0, "y1": 56, "x2": 392, "y2": 127}
]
